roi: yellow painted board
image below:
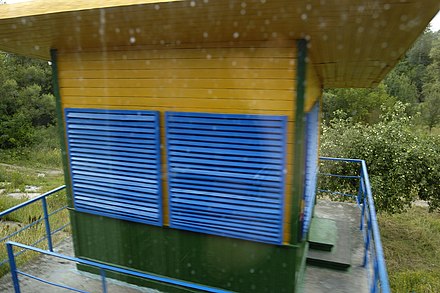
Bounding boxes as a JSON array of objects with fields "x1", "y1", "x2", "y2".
[
  {"x1": 57, "y1": 58, "x2": 296, "y2": 70},
  {"x1": 58, "y1": 69, "x2": 296, "y2": 80},
  {"x1": 60, "y1": 86, "x2": 295, "y2": 100},
  {"x1": 62, "y1": 104, "x2": 295, "y2": 117},
  {"x1": 61, "y1": 96, "x2": 294, "y2": 112},
  {"x1": 59, "y1": 47, "x2": 297, "y2": 61},
  {"x1": 60, "y1": 78, "x2": 295, "y2": 91}
]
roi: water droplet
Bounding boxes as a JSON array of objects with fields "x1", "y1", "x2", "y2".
[
  {"x1": 129, "y1": 36, "x2": 136, "y2": 44},
  {"x1": 233, "y1": 32, "x2": 240, "y2": 38}
]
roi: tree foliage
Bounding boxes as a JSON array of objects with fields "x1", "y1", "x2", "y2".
[
  {"x1": 0, "y1": 53, "x2": 55, "y2": 148},
  {"x1": 320, "y1": 103, "x2": 440, "y2": 213},
  {"x1": 323, "y1": 30, "x2": 440, "y2": 131}
]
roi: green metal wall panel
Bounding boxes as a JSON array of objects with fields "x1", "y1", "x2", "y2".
[{"x1": 73, "y1": 210, "x2": 300, "y2": 293}]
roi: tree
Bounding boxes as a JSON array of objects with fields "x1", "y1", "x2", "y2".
[
  {"x1": 321, "y1": 102, "x2": 440, "y2": 213},
  {"x1": 322, "y1": 85, "x2": 396, "y2": 124},
  {"x1": 0, "y1": 52, "x2": 55, "y2": 149}
]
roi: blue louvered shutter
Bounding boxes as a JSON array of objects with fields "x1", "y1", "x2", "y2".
[
  {"x1": 166, "y1": 112, "x2": 287, "y2": 244},
  {"x1": 302, "y1": 103, "x2": 319, "y2": 237},
  {"x1": 65, "y1": 108, "x2": 162, "y2": 226}
]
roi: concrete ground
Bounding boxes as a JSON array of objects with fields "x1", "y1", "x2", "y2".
[
  {"x1": 304, "y1": 200, "x2": 370, "y2": 293},
  {"x1": 0, "y1": 200, "x2": 369, "y2": 293}
]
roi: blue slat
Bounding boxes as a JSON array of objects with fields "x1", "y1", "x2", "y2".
[
  {"x1": 170, "y1": 177, "x2": 281, "y2": 194},
  {"x1": 68, "y1": 129, "x2": 156, "y2": 139},
  {"x1": 168, "y1": 139, "x2": 282, "y2": 153},
  {"x1": 72, "y1": 157, "x2": 157, "y2": 173},
  {"x1": 68, "y1": 134, "x2": 158, "y2": 145},
  {"x1": 302, "y1": 104, "x2": 319, "y2": 237},
  {"x1": 167, "y1": 128, "x2": 283, "y2": 140},
  {"x1": 68, "y1": 124, "x2": 156, "y2": 133},
  {"x1": 170, "y1": 182, "x2": 281, "y2": 201},
  {"x1": 65, "y1": 108, "x2": 162, "y2": 226},
  {"x1": 168, "y1": 145, "x2": 282, "y2": 158},
  {"x1": 70, "y1": 152, "x2": 158, "y2": 164},
  {"x1": 69, "y1": 143, "x2": 157, "y2": 154},
  {"x1": 167, "y1": 134, "x2": 282, "y2": 146},
  {"x1": 166, "y1": 112, "x2": 286, "y2": 245},
  {"x1": 167, "y1": 116, "x2": 284, "y2": 127},
  {"x1": 172, "y1": 173, "x2": 282, "y2": 188},
  {"x1": 169, "y1": 151, "x2": 283, "y2": 165},
  {"x1": 167, "y1": 122, "x2": 284, "y2": 133}
]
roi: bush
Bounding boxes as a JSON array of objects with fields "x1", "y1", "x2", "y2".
[{"x1": 320, "y1": 102, "x2": 440, "y2": 213}]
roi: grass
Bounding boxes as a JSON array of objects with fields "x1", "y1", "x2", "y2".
[
  {"x1": 0, "y1": 135, "x2": 68, "y2": 278},
  {"x1": 378, "y1": 206, "x2": 440, "y2": 293}
]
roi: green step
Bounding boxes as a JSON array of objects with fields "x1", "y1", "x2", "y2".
[
  {"x1": 308, "y1": 217, "x2": 337, "y2": 251},
  {"x1": 307, "y1": 218, "x2": 351, "y2": 270}
]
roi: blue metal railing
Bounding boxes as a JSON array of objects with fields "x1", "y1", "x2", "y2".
[
  {"x1": 0, "y1": 185, "x2": 69, "y2": 269},
  {"x1": 319, "y1": 157, "x2": 391, "y2": 293},
  {"x1": 6, "y1": 241, "x2": 232, "y2": 293}
]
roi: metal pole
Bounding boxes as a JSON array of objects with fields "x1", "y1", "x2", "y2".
[
  {"x1": 100, "y1": 269, "x2": 108, "y2": 293},
  {"x1": 41, "y1": 197, "x2": 54, "y2": 252},
  {"x1": 6, "y1": 243, "x2": 21, "y2": 293}
]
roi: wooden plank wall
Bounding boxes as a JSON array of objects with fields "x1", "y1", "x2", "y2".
[{"x1": 58, "y1": 42, "x2": 297, "y2": 243}]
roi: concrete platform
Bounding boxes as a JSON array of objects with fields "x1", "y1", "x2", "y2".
[{"x1": 304, "y1": 200, "x2": 369, "y2": 293}]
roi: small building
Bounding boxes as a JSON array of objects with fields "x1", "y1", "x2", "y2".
[{"x1": 0, "y1": 1, "x2": 438, "y2": 292}]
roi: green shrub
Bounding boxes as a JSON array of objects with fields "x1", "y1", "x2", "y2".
[{"x1": 320, "y1": 102, "x2": 440, "y2": 213}]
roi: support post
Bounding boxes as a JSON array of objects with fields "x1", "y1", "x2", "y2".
[
  {"x1": 41, "y1": 197, "x2": 53, "y2": 252},
  {"x1": 7, "y1": 243, "x2": 21, "y2": 293}
]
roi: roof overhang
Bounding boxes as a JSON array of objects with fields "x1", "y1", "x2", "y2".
[{"x1": 0, "y1": 0, "x2": 439, "y2": 88}]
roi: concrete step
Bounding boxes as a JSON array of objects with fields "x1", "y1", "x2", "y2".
[{"x1": 307, "y1": 217, "x2": 351, "y2": 270}]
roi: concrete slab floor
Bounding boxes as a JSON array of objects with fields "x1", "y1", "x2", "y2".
[{"x1": 303, "y1": 200, "x2": 370, "y2": 293}]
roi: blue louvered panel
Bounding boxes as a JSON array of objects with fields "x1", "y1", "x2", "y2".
[
  {"x1": 65, "y1": 108, "x2": 162, "y2": 226},
  {"x1": 302, "y1": 103, "x2": 320, "y2": 237},
  {"x1": 166, "y1": 112, "x2": 287, "y2": 244}
]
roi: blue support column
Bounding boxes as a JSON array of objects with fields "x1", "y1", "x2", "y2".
[
  {"x1": 7, "y1": 243, "x2": 21, "y2": 293},
  {"x1": 41, "y1": 197, "x2": 53, "y2": 252}
]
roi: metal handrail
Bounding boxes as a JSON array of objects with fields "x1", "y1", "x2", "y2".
[
  {"x1": 319, "y1": 157, "x2": 391, "y2": 293},
  {"x1": 6, "y1": 241, "x2": 232, "y2": 293},
  {"x1": 0, "y1": 185, "x2": 68, "y2": 268}
]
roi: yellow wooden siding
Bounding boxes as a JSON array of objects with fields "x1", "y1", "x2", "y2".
[{"x1": 58, "y1": 45, "x2": 297, "y2": 243}]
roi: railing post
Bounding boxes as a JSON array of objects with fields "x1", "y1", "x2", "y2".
[
  {"x1": 41, "y1": 197, "x2": 54, "y2": 252},
  {"x1": 100, "y1": 268, "x2": 108, "y2": 293},
  {"x1": 363, "y1": 218, "x2": 372, "y2": 267},
  {"x1": 7, "y1": 243, "x2": 21, "y2": 293}
]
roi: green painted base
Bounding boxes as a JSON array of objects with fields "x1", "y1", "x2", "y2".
[{"x1": 72, "y1": 211, "x2": 305, "y2": 293}]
